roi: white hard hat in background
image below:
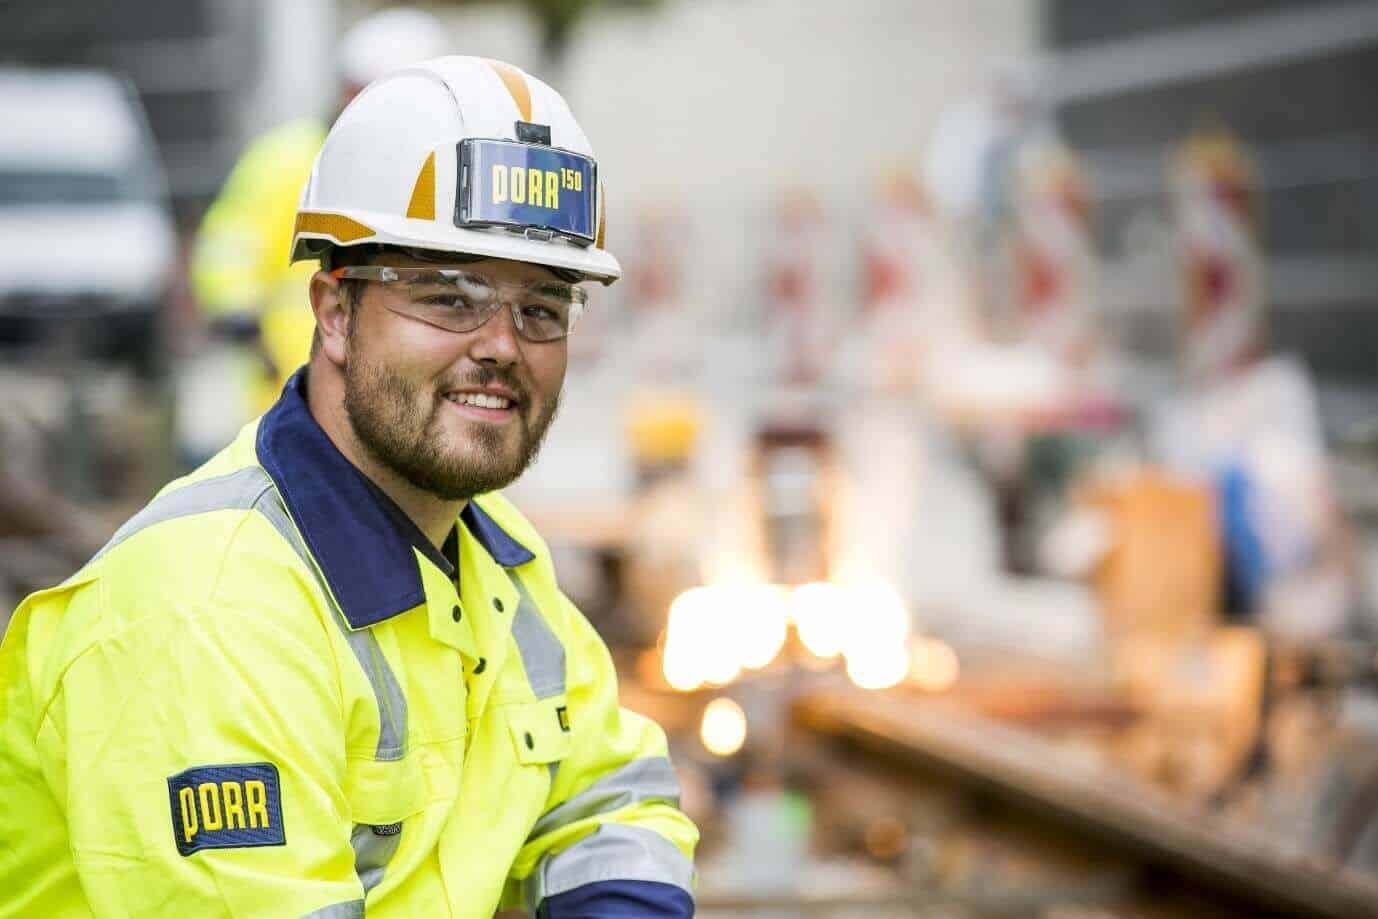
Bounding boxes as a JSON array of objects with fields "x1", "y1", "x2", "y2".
[
  {"x1": 292, "y1": 56, "x2": 618, "y2": 283},
  {"x1": 338, "y1": 7, "x2": 450, "y2": 89}
]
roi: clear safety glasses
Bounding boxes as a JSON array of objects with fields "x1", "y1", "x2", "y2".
[{"x1": 330, "y1": 265, "x2": 586, "y2": 342}]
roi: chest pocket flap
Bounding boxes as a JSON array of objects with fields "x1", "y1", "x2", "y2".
[{"x1": 504, "y1": 697, "x2": 572, "y2": 766}]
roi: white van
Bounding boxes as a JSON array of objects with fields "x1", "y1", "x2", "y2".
[{"x1": 0, "y1": 68, "x2": 176, "y2": 377}]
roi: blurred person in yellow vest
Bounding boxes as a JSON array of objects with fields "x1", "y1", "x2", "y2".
[{"x1": 190, "y1": 8, "x2": 450, "y2": 420}]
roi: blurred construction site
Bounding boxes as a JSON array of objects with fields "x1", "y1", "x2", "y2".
[{"x1": 5, "y1": 1, "x2": 1378, "y2": 915}]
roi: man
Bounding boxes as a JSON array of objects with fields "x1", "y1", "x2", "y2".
[{"x1": 0, "y1": 57, "x2": 697, "y2": 917}]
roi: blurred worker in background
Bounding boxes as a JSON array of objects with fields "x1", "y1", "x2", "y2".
[
  {"x1": 0, "y1": 56, "x2": 696, "y2": 916},
  {"x1": 1152, "y1": 129, "x2": 1356, "y2": 639},
  {"x1": 184, "y1": 8, "x2": 449, "y2": 460}
]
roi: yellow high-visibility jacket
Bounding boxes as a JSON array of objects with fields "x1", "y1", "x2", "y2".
[
  {"x1": 191, "y1": 119, "x2": 324, "y2": 411},
  {"x1": 0, "y1": 371, "x2": 697, "y2": 917}
]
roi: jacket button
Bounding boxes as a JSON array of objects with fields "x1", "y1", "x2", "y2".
[
  {"x1": 493, "y1": 597, "x2": 504, "y2": 612},
  {"x1": 524, "y1": 731, "x2": 534, "y2": 750},
  {"x1": 473, "y1": 657, "x2": 487, "y2": 675},
  {"x1": 451, "y1": 605, "x2": 462, "y2": 622}
]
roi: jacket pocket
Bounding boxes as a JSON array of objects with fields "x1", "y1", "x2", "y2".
[{"x1": 503, "y1": 696, "x2": 572, "y2": 767}]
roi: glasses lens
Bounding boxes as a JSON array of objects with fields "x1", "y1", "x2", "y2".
[
  {"x1": 396, "y1": 270, "x2": 499, "y2": 332},
  {"x1": 514, "y1": 283, "x2": 585, "y2": 342}
]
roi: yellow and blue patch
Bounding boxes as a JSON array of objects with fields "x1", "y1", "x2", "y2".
[
  {"x1": 166, "y1": 762, "x2": 285, "y2": 856},
  {"x1": 458, "y1": 138, "x2": 596, "y2": 243}
]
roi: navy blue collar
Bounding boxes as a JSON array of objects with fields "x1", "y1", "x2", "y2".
[{"x1": 256, "y1": 369, "x2": 535, "y2": 629}]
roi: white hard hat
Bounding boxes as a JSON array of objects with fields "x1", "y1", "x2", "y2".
[
  {"x1": 292, "y1": 56, "x2": 618, "y2": 283},
  {"x1": 338, "y1": 7, "x2": 449, "y2": 89}
]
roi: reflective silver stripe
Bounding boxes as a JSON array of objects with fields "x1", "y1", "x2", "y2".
[
  {"x1": 350, "y1": 822, "x2": 404, "y2": 898},
  {"x1": 88, "y1": 465, "x2": 408, "y2": 761},
  {"x1": 524, "y1": 824, "x2": 694, "y2": 910},
  {"x1": 508, "y1": 574, "x2": 565, "y2": 699},
  {"x1": 528, "y1": 757, "x2": 680, "y2": 842},
  {"x1": 299, "y1": 900, "x2": 364, "y2": 919},
  {"x1": 91, "y1": 467, "x2": 275, "y2": 563},
  {"x1": 255, "y1": 490, "x2": 408, "y2": 760}
]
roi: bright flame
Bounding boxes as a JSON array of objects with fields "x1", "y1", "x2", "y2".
[
  {"x1": 663, "y1": 578, "x2": 909, "y2": 690},
  {"x1": 661, "y1": 582, "x2": 789, "y2": 690},
  {"x1": 845, "y1": 639, "x2": 910, "y2": 690},
  {"x1": 661, "y1": 634, "x2": 704, "y2": 691},
  {"x1": 663, "y1": 589, "x2": 710, "y2": 690},
  {"x1": 790, "y1": 582, "x2": 848, "y2": 658},
  {"x1": 734, "y1": 584, "x2": 789, "y2": 670},
  {"x1": 700, "y1": 696, "x2": 747, "y2": 756},
  {"x1": 840, "y1": 579, "x2": 911, "y2": 658},
  {"x1": 833, "y1": 577, "x2": 913, "y2": 690},
  {"x1": 908, "y1": 636, "x2": 960, "y2": 692}
]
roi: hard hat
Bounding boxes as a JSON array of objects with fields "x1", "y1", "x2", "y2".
[
  {"x1": 292, "y1": 56, "x2": 618, "y2": 283},
  {"x1": 338, "y1": 8, "x2": 449, "y2": 89}
]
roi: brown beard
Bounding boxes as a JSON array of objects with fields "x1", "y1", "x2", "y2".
[{"x1": 342, "y1": 340, "x2": 560, "y2": 501}]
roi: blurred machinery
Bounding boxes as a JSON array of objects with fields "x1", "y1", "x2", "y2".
[{"x1": 749, "y1": 423, "x2": 836, "y2": 589}]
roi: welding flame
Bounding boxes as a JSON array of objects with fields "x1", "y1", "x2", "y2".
[{"x1": 661, "y1": 575, "x2": 916, "y2": 692}]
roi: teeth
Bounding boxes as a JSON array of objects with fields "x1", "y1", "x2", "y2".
[{"x1": 449, "y1": 392, "x2": 511, "y2": 410}]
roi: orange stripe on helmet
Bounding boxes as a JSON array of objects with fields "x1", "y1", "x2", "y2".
[
  {"x1": 405, "y1": 151, "x2": 437, "y2": 220},
  {"x1": 294, "y1": 211, "x2": 375, "y2": 243},
  {"x1": 485, "y1": 59, "x2": 532, "y2": 122},
  {"x1": 595, "y1": 188, "x2": 607, "y2": 249}
]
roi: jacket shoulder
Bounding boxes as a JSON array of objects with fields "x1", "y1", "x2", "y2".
[{"x1": 66, "y1": 426, "x2": 322, "y2": 644}]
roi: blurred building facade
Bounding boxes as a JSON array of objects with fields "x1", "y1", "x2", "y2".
[{"x1": 1044, "y1": 0, "x2": 1378, "y2": 388}]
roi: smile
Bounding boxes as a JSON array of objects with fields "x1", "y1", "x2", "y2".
[
  {"x1": 442, "y1": 391, "x2": 520, "y2": 423},
  {"x1": 446, "y1": 392, "x2": 513, "y2": 410}
]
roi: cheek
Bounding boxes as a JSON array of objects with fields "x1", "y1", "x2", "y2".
[
  {"x1": 524, "y1": 344, "x2": 567, "y2": 407},
  {"x1": 358, "y1": 306, "x2": 459, "y2": 379}
]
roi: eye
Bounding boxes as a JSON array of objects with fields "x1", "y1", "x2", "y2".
[{"x1": 520, "y1": 302, "x2": 565, "y2": 323}]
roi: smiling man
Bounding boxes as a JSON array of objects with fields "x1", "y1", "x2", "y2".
[{"x1": 0, "y1": 57, "x2": 697, "y2": 918}]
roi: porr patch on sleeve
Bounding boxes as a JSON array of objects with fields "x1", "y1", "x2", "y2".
[{"x1": 166, "y1": 762, "x2": 286, "y2": 856}]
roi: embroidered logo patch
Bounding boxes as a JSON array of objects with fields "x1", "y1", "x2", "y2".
[{"x1": 167, "y1": 762, "x2": 285, "y2": 856}]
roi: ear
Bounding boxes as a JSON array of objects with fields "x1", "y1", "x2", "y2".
[{"x1": 309, "y1": 269, "x2": 351, "y2": 367}]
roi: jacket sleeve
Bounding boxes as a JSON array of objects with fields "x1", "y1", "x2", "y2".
[
  {"x1": 35, "y1": 592, "x2": 363, "y2": 918},
  {"x1": 504, "y1": 592, "x2": 698, "y2": 918}
]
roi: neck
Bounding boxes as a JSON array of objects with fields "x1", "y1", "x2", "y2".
[{"x1": 305, "y1": 359, "x2": 464, "y2": 551}]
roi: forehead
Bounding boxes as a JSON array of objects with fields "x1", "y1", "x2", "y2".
[{"x1": 368, "y1": 251, "x2": 564, "y2": 285}]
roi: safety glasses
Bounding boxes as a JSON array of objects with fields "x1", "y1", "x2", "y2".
[{"x1": 330, "y1": 265, "x2": 586, "y2": 342}]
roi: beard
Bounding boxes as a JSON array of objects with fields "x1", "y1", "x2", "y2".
[{"x1": 342, "y1": 345, "x2": 559, "y2": 501}]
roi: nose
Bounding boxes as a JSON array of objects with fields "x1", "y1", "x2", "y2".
[{"x1": 466, "y1": 299, "x2": 524, "y2": 367}]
